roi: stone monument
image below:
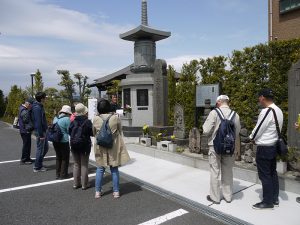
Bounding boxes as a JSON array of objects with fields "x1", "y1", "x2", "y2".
[
  {"x1": 119, "y1": 0, "x2": 171, "y2": 130},
  {"x1": 174, "y1": 103, "x2": 185, "y2": 139},
  {"x1": 288, "y1": 59, "x2": 300, "y2": 149},
  {"x1": 189, "y1": 127, "x2": 201, "y2": 154},
  {"x1": 200, "y1": 99, "x2": 212, "y2": 155}
]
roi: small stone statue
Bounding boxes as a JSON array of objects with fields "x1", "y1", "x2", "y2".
[{"x1": 189, "y1": 127, "x2": 201, "y2": 154}]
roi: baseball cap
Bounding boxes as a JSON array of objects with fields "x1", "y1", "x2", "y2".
[
  {"x1": 258, "y1": 88, "x2": 274, "y2": 98},
  {"x1": 216, "y1": 95, "x2": 229, "y2": 102}
]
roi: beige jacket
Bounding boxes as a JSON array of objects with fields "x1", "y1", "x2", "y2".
[
  {"x1": 202, "y1": 105, "x2": 241, "y2": 148},
  {"x1": 93, "y1": 114, "x2": 130, "y2": 167}
]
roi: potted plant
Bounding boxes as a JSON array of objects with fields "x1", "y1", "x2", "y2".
[
  {"x1": 155, "y1": 133, "x2": 163, "y2": 150},
  {"x1": 140, "y1": 124, "x2": 151, "y2": 147},
  {"x1": 168, "y1": 135, "x2": 177, "y2": 152},
  {"x1": 142, "y1": 124, "x2": 150, "y2": 137}
]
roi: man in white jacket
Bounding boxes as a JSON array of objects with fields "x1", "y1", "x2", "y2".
[
  {"x1": 203, "y1": 95, "x2": 241, "y2": 204},
  {"x1": 249, "y1": 88, "x2": 283, "y2": 210}
]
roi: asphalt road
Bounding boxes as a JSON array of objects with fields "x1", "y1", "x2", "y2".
[{"x1": 0, "y1": 121, "x2": 230, "y2": 225}]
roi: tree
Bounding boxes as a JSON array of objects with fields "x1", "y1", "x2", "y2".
[
  {"x1": 0, "y1": 90, "x2": 6, "y2": 117},
  {"x1": 176, "y1": 60, "x2": 199, "y2": 134},
  {"x1": 44, "y1": 87, "x2": 64, "y2": 121},
  {"x1": 167, "y1": 65, "x2": 176, "y2": 126},
  {"x1": 74, "y1": 73, "x2": 91, "y2": 104},
  {"x1": 4, "y1": 85, "x2": 26, "y2": 118},
  {"x1": 34, "y1": 69, "x2": 44, "y2": 93},
  {"x1": 57, "y1": 70, "x2": 75, "y2": 107}
]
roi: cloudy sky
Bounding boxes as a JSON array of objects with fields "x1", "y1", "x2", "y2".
[{"x1": 0, "y1": 0, "x2": 267, "y2": 95}]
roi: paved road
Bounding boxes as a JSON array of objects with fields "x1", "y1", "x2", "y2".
[{"x1": 0, "y1": 121, "x2": 230, "y2": 225}]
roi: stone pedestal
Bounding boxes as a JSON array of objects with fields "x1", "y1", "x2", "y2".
[{"x1": 140, "y1": 137, "x2": 151, "y2": 147}]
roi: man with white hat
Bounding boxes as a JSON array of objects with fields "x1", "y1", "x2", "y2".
[
  {"x1": 203, "y1": 95, "x2": 241, "y2": 204},
  {"x1": 52, "y1": 105, "x2": 72, "y2": 179}
]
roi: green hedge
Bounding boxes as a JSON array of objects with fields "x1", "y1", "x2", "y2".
[{"x1": 168, "y1": 38, "x2": 300, "y2": 135}]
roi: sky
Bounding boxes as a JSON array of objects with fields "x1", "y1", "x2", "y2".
[{"x1": 0, "y1": 0, "x2": 268, "y2": 95}]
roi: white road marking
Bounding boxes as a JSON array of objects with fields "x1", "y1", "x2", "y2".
[
  {"x1": 0, "y1": 173, "x2": 96, "y2": 193},
  {"x1": 0, "y1": 156, "x2": 56, "y2": 164},
  {"x1": 138, "y1": 209, "x2": 189, "y2": 225}
]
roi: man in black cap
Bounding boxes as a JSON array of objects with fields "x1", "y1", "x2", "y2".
[
  {"x1": 18, "y1": 98, "x2": 35, "y2": 164},
  {"x1": 249, "y1": 88, "x2": 283, "y2": 210}
]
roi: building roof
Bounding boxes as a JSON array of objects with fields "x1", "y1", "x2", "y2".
[
  {"x1": 120, "y1": 25, "x2": 171, "y2": 42},
  {"x1": 89, "y1": 65, "x2": 134, "y2": 88}
]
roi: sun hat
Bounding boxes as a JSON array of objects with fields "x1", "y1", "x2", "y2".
[
  {"x1": 59, "y1": 105, "x2": 72, "y2": 115},
  {"x1": 216, "y1": 95, "x2": 229, "y2": 102},
  {"x1": 75, "y1": 103, "x2": 88, "y2": 116}
]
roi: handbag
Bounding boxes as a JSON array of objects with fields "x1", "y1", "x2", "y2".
[{"x1": 269, "y1": 108, "x2": 288, "y2": 156}]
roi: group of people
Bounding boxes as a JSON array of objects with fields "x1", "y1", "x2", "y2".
[
  {"x1": 203, "y1": 88, "x2": 300, "y2": 209},
  {"x1": 17, "y1": 89, "x2": 300, "y2": 204},
  {"x1": 18, "y1": 92, "x2": 130, "y2": 199}
]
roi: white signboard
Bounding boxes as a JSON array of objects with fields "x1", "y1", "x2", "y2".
[
  {"x1": 88, "y1": 98, "x2": 98, "y2": 121},
  {"x1": 196, "y1": 84, "x2": 220, "y2": 107}
]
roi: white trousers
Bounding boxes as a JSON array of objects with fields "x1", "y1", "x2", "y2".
[{"x1": 208, "y1": 146, "x2": 235, "y2": 202}]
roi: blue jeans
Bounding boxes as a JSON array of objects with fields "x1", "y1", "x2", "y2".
[
  {"x1": 256, "y1": 145, "x2": 279, "y2": 204},
  {"x1": 95, "y1": 166, "x2": 119, "y2": 193},
  {"x1": 34, "y1": 135, "x2": 49, "y2": 169}
]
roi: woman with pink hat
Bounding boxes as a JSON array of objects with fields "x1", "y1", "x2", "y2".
[{"x1": 52, "y1": 105, "x2": 72, "y2": 179}]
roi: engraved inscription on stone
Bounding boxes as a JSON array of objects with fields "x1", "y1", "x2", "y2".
[{"x1": 174, "y1": 103, "x2": 185, "y2": 139}]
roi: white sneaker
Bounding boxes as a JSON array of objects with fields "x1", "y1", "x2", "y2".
[{"x1": 33, "y1": 167, "x2": 47, "y2": 172}]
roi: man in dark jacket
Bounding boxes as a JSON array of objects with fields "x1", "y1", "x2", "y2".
[
  {"x1": 18, "y1": 98, "x2": 35, "y2": 164},
  {"x1": 31, "y1": 92, "x2": 48, "y2": 172}
]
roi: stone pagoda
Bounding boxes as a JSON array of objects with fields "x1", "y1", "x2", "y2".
[{"x1": 119, "y1": 0, "x2": 171, "y2": 134}]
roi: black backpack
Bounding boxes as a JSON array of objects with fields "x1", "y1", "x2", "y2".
[
  {"x1": 70, "y1": 119, "x2": 88, "y2": 150},
  {"x1": 47, "y1": 118, "x2": 63, "y2": 142},
  {"x1": 213, "y1": 108, "x2": 236, "y2": 155},
  {"x1": 96, "y1": 114, "x2": 113, "y2": 148}
]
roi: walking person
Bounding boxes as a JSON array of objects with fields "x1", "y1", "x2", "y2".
[
  {"x1": 93, "y1": 99, "x2": 130, "y2": 199},
  {"x1": 18, "y1": 98, "x2": 35, "y2": 165},
  {"x1": 202, "y1": 95, "x2": 241, "y2": 204},
  {"x1": 250, "y1": 88, "x2": 283, "y2": 210},
  {"x1": 69, "y1": 103, "x2": 93, "y2": 190},
  {"x1": 52, "y1": 105, "x2": 72, "y2": 179},
  {"x1": 31, "y1": 92, "x2": 48, "y2": 172}
]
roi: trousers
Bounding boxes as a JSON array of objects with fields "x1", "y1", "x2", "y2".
[
  {"x1": 209, "y1": 146, "x2": 235, "y2": 202},
  {"x1": 256, "y1": 145, "x2": 279, "y2": 204},
  {"x1": 53, "y1": 142, "x2": 70, "y2": 178}
]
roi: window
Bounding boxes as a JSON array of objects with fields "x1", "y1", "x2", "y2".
[
  {"x1": 123, "y1": 88, "x2": 131, "y2": 108},
  {"x1": 280, "y1": 0, "x2": 300, "y2": 13},
  {"x1": 137, "y1": 89, "x2": 149, "y2": 106}
]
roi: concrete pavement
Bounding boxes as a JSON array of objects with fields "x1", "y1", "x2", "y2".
[{"x1": 114, "y1": 142, "x2": 300, "y2": 225}]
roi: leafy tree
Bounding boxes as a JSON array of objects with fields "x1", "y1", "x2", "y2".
[
  {"x1": 34, "y1": 69, "x2": 44, "y2": 93},
  {"x1": 74, "y1": 73, "x2": 91, "y2": 104},
  {"x1": 167, "y1": 65, "x2": 177, "y2": 126},
  {"x1": 199, "y1": 56, "x2": 228, "y2": 87},
  {"x1": 4, "y1": 85, "x2": 26, "y2": 118},
  {"x1": 44, "y1": 87, "x2": 65, "y2": 122},
  {"x1": 0, "y1": 90, "x2": 6, "y2": 117},
  {"x1": 57, "y1": 70, "x2": 75, "y2": 107},
  {"x1": 176, "y1": 60, "x2": 199, "y2": 135}
]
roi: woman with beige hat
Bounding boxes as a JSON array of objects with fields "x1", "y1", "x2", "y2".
[
  {"x1": 52, "y1": 105, "x2": 72, "y2": 179},
  {"x1": 69, "y1": 103, "x2": 93, "y2": 190}
]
